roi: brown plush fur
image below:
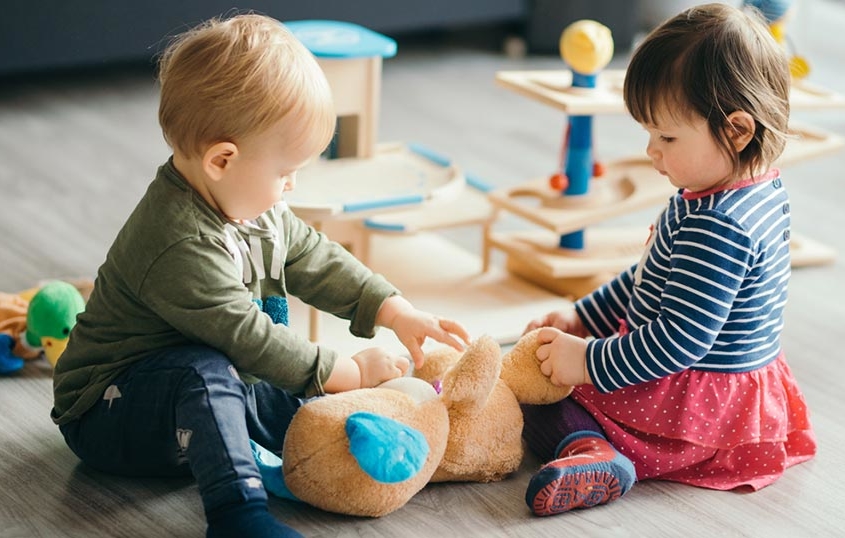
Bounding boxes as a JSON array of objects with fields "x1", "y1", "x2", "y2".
[{"x1": 281, "y1": 330, "x2": 573, "y2": 517}]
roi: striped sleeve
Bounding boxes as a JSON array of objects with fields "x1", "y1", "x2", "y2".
[
  {"x1": 575, "y1": 264, "x2": 636, "y2": 338},
  {"x1": 586, "y1": 211, "x2": 754, "y2": 393}
]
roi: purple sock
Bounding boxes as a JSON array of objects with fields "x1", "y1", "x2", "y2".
[{"x1": 521, "y1": 399, "x2": 602, "y2": 461}]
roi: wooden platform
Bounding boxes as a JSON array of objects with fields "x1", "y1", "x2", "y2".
[{"x1": 495, "y1": 68, "x2": 845, "y2": 115}]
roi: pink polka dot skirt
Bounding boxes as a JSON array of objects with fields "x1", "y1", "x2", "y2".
[{"x1": 572, "y1": 354, "x2": 816, "y2": 490}]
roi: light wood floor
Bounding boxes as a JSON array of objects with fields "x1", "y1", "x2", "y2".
[{"x1": 2, "y1": 2, "x2": 844, "y2": 536}]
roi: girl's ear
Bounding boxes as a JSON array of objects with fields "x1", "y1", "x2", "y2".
[
  {"x1": 725, "y1": 111, "x2": 756, "y2": 152},
  {"x1": 202, "y1": 142, "x2": 239, "y2": 181}
]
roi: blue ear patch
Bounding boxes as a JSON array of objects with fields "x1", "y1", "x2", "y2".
[
  {"x1": 345, "y1": 412, "x2": 429, "y2": 483},
  {"x1": 252, "y1": 296, "x2": 289, "y2": 326}
]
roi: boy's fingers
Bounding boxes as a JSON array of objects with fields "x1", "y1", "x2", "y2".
[
  {"x1": 437, "y1": 318, "x2": 471, "y2": 345},
  {"x1": 406, "y1": 343, "x2": 424, "y2": 369}
]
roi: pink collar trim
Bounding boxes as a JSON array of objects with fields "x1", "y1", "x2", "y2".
[{"x1": 681, "y1": 169, "x2": 780, "y2": 200}]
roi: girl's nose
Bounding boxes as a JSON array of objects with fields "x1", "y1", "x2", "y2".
[{"x1": 645, "y1": 140, "x2": 658, "y2": 159}]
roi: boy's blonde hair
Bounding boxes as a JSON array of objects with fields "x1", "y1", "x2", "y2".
[
  {"x1": 158, "y1": 13, "x2": 336, "y2": 159},
  {"x1": 624, "y1": 3, "x2": 790, "y2": 178}
]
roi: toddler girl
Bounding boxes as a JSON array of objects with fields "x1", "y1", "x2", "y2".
[{"x1": 521, "y1": 2, "x2": 816, "y2": 516}]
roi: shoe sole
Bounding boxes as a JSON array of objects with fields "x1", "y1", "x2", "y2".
[{"x1": 530, "y1": 469, "x2": 622, "y2": 516}]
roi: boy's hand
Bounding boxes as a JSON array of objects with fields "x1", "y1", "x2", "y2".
[
  {"x1": 376, "y1": 296, "x2": 470, "y2": 369},
  {"x1": 324, "y1": 349, "x2": 408, "y2": 392},
  {"x1": 351, "y1": 348, "x2": 410, "y2": 388},
  {"x1": 535, "y1": 327, "x2": 591, "y2": 387}
]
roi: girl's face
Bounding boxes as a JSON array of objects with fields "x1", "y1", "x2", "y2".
[{"x1": 642, "y1": 111, "x2": 735, "y2": 193}]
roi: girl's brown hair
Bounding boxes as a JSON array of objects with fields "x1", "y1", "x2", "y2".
[
  {"x1": 157, "y1": 13, "x2": 335, "y2": 159},
  {"x1": 623, "y1": 3, "x2": 790, "y2": 177}
]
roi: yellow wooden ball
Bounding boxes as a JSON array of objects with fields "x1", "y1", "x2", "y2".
[{"x1": 559, "y1": 20, "x2": 614, "y2": 74}]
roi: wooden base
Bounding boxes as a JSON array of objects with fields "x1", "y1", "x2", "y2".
[
  {"x1": 505, "y1": 256, "x2": 613, "y2": 300},
  {"x1": 487, "y1": 226, "x2": 646, "y2": 301},
  {"x1": 488, "y1": 228, "x2": 835, "y2": 301}
]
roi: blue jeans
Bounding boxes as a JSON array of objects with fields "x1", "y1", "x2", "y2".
[{"x1": 59, "y1": 345, "x2": 304, "y2": 514}]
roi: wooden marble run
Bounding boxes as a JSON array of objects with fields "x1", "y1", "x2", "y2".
[{"x1": 485, "y1": 17, "x2": 845, "y2": 298}]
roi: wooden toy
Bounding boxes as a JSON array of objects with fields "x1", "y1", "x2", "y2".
[
  {"x1": 285, "y1": 20, "x2": 397, "y2": 159},
  {"x1": 293, "y1": 142, "x2": 490, "y2": 265},
  {"x1": 284, "y1": 21, "x2": 495, "y2": 340},
  {"x1": 285, "y1": 21, "x2": 492, "y2": 257},
  {"x1": 487, "y1": 19, "x2": 845, "y2": 298},
  {"x1": 552, "y1": 20, "x2": 615, "y2": 250},
  {"x1": 484, "y1": 20, "x2": 676, "y2": 297}
]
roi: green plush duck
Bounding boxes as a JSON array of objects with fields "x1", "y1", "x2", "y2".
[
  {"x1": 2, "y1": 280, "x2": 85, "y2": 373},
  {"x1": 23, "y1": 281, "x2": 85, "y2": 366}
]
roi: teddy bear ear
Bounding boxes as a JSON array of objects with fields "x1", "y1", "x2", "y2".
[
  {"x1": 440, "y1": 335, "x2": 501, "y2": 411},
  {"x1": 501, "y1": 329, "x2": 573, "y2": 404},
  {"x1": 346, "y1": 412, "x2": 430, "y2": 483}
]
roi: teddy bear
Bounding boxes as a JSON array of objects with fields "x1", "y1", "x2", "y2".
[{"x1": 270, "y1": 329, "x2": 573, "y2": 517}]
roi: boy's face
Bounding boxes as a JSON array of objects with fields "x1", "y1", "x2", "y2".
[
  {"x1": 641, "y1": 110, "x2": 734, "y2": 193},
  {"x1": 213, "y1": 117, "x2": 322, "y2": 220}
]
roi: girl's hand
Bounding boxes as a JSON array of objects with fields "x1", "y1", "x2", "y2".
[
  {"x1": 376, "y1": 296, "x2": 470, "y2": 369},
  {"x1": 535, "y1": 327, "x2": 591, "y2": 387},
  {"x1": 524, "y1": 308, "x2": 589, "y2": 337}
]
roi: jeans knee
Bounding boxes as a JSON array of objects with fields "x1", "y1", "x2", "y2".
[{"x1": 175, "y1": 347, "x2": 248, "y2": 397}]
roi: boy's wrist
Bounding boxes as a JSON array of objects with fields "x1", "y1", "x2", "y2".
[
  {"x1": 324, "y1": 356, "x2": 363, "y2": 392},
  {"x1": 375, "y1": 295, "x2": 414, "y2": 330}
]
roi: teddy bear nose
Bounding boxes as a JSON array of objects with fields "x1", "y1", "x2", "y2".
[{"x1": 432, "y1": 380, "x2": 443, "y2": 394}]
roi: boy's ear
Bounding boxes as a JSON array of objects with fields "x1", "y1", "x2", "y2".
[
  {"x1": 725, "y1": 111, "x2": 756, "y2": 152},
  {"x1": 202, "y1": 142, "x2": 239, "y2": 181}
]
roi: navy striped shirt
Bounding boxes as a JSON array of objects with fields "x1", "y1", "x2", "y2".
[{"x1": 575, "y1": 170, "x2": 790, "y2": 393}]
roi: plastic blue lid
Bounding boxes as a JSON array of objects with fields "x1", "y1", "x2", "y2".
[{"x1": 284, "y1": 20, "x2": 397, "y2": 59}]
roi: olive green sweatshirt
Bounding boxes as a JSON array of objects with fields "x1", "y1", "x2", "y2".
[{"x1": 52, "y1": 159, "x2": 398, "y2": 425}]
